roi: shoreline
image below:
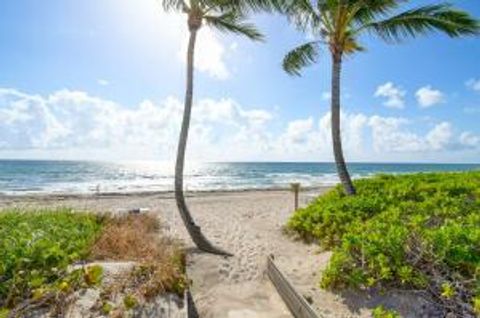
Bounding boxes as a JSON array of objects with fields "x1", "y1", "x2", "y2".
[{"x1": 0, "y1": 185, "x2": 334, "y2": 201}]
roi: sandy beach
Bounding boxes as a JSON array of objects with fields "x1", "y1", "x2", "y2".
[{"x1": 0, "y1": 189, "x2": 426, "y2": 317}]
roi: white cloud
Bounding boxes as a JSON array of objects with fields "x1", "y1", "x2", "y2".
[
  {"x1": 368, "y1": 116, "x2": 425, "y2": 152},
  {"x1": 368, "y1": 118, "x2": 457, "y2": 153},
  {"x1": 274, "y1": 112, "x2": 368, "y2": 160},
  {"x1": 0, "y1": 88, "x2": 272, "y2": 160},
  {"x1": 374, "y1": 82, "x2": 406, "y2": 109},
  {"x1": 466, "y1": 78, "x2": 480, "y2": 92},
  {"x1": 426, "y1": 122, "x2": 452, "y2": 150},
  {"x1": 1, "y1": 87, "x2": 478, "y2": 162},
  {"x1": 180, "y1": 28, "x2": 230, "y2": 80},
  {"x1": 150, "y1": 10, "x2": 232, "y2": 80},
  {"x1": 240, "y1": 109, "x2": 273, "y2": 126},
  {"x1": 459, "y1": 132, "x2": 480, "y2": 148},
  {"x1": 341, "y1": 113, "x2": 368, "y2": 154},
  {"x1": 283, "y1": 117, "x2": 315, "y2": 144},
  {"x1": 416, "y1": 86, "x2": 445, "y2": 108}
]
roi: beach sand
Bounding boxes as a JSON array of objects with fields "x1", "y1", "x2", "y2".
[{"x1": 0, "y1": 189, "x2": 427, "y2": 317}]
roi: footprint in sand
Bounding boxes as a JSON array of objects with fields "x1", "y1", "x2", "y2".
[{"x1": 219, "y1": 262, "x2": 231, "y2": 277}]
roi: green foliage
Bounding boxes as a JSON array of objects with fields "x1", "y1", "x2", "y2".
[
  {"x1": 0, "y1": 308, "x2": 10, "y2": 318},
  {"x1": 473, "y1": 296, "x2": 480, "y2": 315},
  {"x1": 123, "y1": 294, "x2": 138, "y2": 309},
  {"x1": 372, "y1": 305, "x2": 400, "y2": 318},
  {"x1": 101, "y1": 302, "x2": 113, "y2": 315},
  {"x1": 0, "y1": 209, "x2": 103, "y2": 308},
  {"x1": 83, "y1": 265, "x2": 103, "y2": 287},
  {"x1": 289, "y1": 171, "x2": 480, "y2": 314}
]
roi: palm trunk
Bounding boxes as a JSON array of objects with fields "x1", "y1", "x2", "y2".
[
  {"x1": 175, "y1": 28, "x2": 231, "y2": 256},
  {"x1": 331, "y1": 54, "x2": 356, "y2": 195}
]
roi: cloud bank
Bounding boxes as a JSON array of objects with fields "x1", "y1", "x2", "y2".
[{"x1": 0, "y1": 88, "x2": 478, "y2": 162}]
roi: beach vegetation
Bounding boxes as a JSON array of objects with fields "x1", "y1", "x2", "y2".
[
  {"x1": 281, "y1": 0, "x2": 480, "y2": 195},
  {"x1": 372, "y1": 305, "x2": 400, "y2": 318},
  {"x1": 288, "y1": 171, "x2": 480, "y2": 316},
  {"x1": 0, "y1": 209, "x2": 103, "y2": 308},
  {"x1": 0, "y1": 209, "x2": 186, "y2": 315},
  {"x1": 123, "y1": 294, "x2": 138, "y2": 309}
]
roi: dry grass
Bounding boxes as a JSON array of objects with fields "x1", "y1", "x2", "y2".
[
  {"x1": 90, "y1": 213, "x2": 176, "y2": 262},
  {"x1": 89, "y1": 213, "x2": 187, "y2": 298}
]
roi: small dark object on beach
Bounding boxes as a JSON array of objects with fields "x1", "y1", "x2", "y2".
[{"x1": 128, "y1": 208, "x2": 150, "y2": 214}]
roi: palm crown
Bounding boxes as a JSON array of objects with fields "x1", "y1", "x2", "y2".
[
  {"x1": 160, "y1": 0, "x2": 278, "y2": 39},
  {"x1": 283, "y1": 0, "x2": 480, "y2": 75}
]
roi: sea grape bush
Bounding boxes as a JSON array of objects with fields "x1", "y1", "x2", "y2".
[
  {"x1": 288, "y1": 171, "x2": 480, "y2": 316},
  {"x1": 0, "y1": 209, "x2": 104, "y2": 308},
  {"x1": 372, "y1": 305, "x2": 401, "y2": 318}
]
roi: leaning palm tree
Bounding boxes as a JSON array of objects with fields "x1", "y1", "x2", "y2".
[
  {"x1": 160, "y1": 0, "x2": 269, "y2": 255},
  {"x1": 281, "y1": 1, "x2": 479, "y2": 195}
]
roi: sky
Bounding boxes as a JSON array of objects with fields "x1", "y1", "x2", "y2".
[{"x1": 0, "y1": 0, "x2": 479, "y2": 163}]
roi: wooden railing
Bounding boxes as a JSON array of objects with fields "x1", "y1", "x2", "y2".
[{"x1": 266, "y1": 255, "x2": 320, "y2": 318}]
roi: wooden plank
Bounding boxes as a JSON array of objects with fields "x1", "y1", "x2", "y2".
[
  {"x1": 266, "y1": 255, "x2": 319, "y2": 318},
  {"x1": 185, "y1": 289, "x2": 199, "y2": 318}
]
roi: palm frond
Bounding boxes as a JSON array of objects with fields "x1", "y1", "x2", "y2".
[
  {"x1": 362, "y1": 4, "x2": 480, "y2": 42},
  {"x1": 238, "y1": 0, "x2": 286, "y2": 12},
  {"x1": 349, "y1": 0, "x2": 399, "y2": 25},
  {"x1": 201, "y1": 0, "x2": 284, "y2": 14},
  {"x1": 159, "y1": 0, "x2": 188, "y2": 12},
  {"x1": 204, "y1": 11, "x2": 264, "y2": 41},
  {"x1": 282, "y1": 41, "x2": 320, "y2": 76},
  {"x1": 283, "y1": 0, "x2": 322, "y2": 32}
]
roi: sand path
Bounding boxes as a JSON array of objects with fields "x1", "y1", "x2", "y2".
[{"x1": 158, "y1": 190, "x2": 338, "y2": 317}]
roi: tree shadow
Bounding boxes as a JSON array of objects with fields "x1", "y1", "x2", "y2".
[{"x1": 334, "y1": 288, "x2": 441, "y2": 317}]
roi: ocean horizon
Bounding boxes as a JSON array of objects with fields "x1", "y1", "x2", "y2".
[{"x1": 1, "y1": 159, "x2": 479, "y2": 196}]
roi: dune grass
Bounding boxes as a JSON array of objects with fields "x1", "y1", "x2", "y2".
[
  {"x1": 288, "y1": 171, "x2": 480, "y2": 316},
  {"x1": 89, "y1": 213, "x2": 187, "y2": 299}
]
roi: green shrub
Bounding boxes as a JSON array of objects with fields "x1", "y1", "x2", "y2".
[
  {"x1": 372, "y1": 305, "x2": 400, "y2": 318},
  {"x1": 123, "y1": 294, "x2": 138, "y2": 309},
  {"x1": 288, "y1": 171, "x2": 480, "y2": 316},
  {"x1": 0, "y1": 209, "x2": 104, "y2": 308}
]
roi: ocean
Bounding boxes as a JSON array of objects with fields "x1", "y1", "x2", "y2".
[{"x1": 0, "y1": 160, "x2": 478, "y2": 195}]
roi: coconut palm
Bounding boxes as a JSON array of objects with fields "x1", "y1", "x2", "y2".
[
  {"x1": 160, "y1": 0, "x2": 270, "y2": 255},
  {"x1": 281, "y1": 1, "x2": 479, "y2": 195}
]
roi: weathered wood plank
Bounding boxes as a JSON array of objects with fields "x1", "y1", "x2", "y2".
[
  {"x1": 266, "y1": 255, "x2": 320, "y2": 318},
  {"x1": 185, "y1": 289, "x2": 199, "y2": 318}
]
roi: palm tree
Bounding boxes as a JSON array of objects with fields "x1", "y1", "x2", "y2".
[
  {"x1": 281, "y1": 1, "x2": 479, "y2": 195},
  {"x1": 160, "y1": 0, "x2": 268, "y2": 255}
]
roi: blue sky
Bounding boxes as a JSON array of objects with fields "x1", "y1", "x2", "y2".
[{"x1": 0, "y1": 0, "x2": 479, "y2": 162}]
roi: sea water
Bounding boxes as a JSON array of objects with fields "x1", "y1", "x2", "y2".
[{"x1": 0, "y1": 160, "x2": 478, "y2": 195}]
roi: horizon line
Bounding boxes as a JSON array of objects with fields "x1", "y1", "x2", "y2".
[{"x1": 0, "y1": 159, "x2": 479, "y2": 165}]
